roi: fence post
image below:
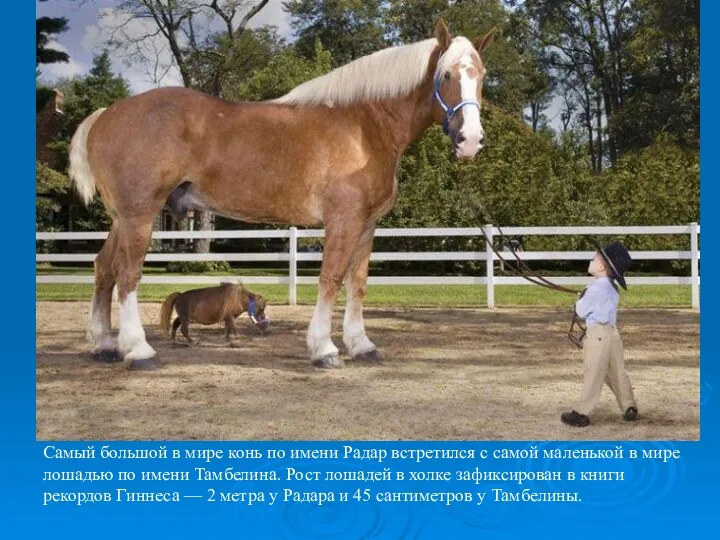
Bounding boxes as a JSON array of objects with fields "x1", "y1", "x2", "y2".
[
  {"x1": 485, "y1": 223, "x2": 495, "y2": 308},
  {"x1": 690, "y1": 222, "x2": 699, "y2": 310},
  {"x1": 288, "y1": 227, "x2": 298, "y2": 306}
]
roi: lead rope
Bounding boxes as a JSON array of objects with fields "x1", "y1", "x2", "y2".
[{"x1": 470, "y1": 203, "x2": 586, "y2": 348}]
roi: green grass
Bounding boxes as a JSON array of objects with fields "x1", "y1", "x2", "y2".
[{"x1": 35, "y1": 283, "x2": 694, "y2": 308}]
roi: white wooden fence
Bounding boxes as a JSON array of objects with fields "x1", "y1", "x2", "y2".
[{"x1": 36, "y1": 224, "x2": 700, "y2": 309}]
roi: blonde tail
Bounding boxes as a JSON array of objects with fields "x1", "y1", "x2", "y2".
[
  {"x1": 68, "y1": 108, "x2": 106, "y2": 205},
  {"x1": 160, "y1": 292, "x2": 181, "y2": 337}
]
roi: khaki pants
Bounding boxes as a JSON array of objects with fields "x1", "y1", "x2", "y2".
[{"x1": 575, "y1": 324, "x2": 636, "y2": 416}]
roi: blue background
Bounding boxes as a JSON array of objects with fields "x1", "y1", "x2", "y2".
[{"x1": 3, "y1": 2, "x2": 715, "y2": 537}]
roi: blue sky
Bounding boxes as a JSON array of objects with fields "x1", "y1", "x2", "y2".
[{"x1": 36, "y1": 0, "x2": 292, "y2": 93}]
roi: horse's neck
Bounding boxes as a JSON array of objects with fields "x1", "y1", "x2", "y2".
[{"x1": 364, "y1": 79, "x2": 435, "y2": 159}]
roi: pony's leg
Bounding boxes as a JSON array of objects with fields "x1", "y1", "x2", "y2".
[
  {"x1": 224, "y1": 316, "x2": 237, "y2": 347},
  {"x1": 171, "y1": 317, "x2": 181, "y2": 341},
  {"x1": 87, "y1": 226, "x2": 120, "y2": 362},
  {"x1": 114, "y1": 219, "x2": 158, "y2": 370},
  {"x1": 180, "y1": 319, "x2": 195, "y2": 347},
  {"x1": 343, "y1": 223, "x2": 381, "y2": 362},
  {"x1": 307, "y1": 218, "x2": 364, "y2": 369}
]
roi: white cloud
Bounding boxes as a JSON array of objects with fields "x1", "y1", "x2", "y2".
[{"x1": 37, "y1": 40, "x2": 85, "y2": 81}]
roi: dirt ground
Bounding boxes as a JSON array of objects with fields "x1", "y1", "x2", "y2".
[{"x1": 36, "y1": 302, "x2": 699, "y2": 441}]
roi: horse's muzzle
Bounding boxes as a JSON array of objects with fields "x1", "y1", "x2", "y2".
[{"x1": 453, "y1": 133, "x2": 485, "y2": 160}]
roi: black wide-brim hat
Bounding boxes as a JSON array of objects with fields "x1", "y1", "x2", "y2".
[{"x1": 590, "y1": 239, "x2": 631, "y2": 290}]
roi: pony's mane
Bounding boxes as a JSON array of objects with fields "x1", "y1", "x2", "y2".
[{"x1": 273, "y1": 38, "x2": 441, "y2": 107}]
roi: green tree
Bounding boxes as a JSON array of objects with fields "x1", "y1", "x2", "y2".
[
  {"x1": 610, "y1": 0, "x2": 699, "y2": 152},
  {"x1": 283, "y1": 0, "x2": 389, "y2": 66},
  {"x1": 36, "y1": 0, "x2": 71, "y2": 109},
  {"x1": 40, "y1": 52, "x2": 131, "y2": 233},
  {"x1": 228, "y1": 39, "x2": 332, "y2": 101},
  {"x1": 186, "y1": 26, "x2": 287, "y2": 97},
  {"x1": 36, "y1": 14, "x2": 69, "y2": 68},
  {"x1": 36, "y1": 161, "x2": 68, "y2": 233}
]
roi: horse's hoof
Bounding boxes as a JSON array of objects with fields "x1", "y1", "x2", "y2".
[
  {"x1": 126, "y1": 357, "x2": 160, "y2": 371},
  {"x1": 312, "y1": 355, "x2": 344, "y2": 369},
  {"x1": 353, "y1": 349, "x2": 383, "y2": 363},
  {"x1": 90, "y1": 349, "x2": 121, "y2": 363}
]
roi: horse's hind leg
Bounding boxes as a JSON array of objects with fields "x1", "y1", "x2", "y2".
[
  {"x1": 114, "y1": 218, "x2": 158, "y2": 369},
  {"x1": 343, "y1": 222, "x2": 381, "y2": 362},
  {"x1": 87, "y1": 225, "x2": 120, "y2": 362}
]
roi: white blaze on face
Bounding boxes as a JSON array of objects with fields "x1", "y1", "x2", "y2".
[{"x1": 456, "y1": 56, "x2": 485, "y2": 159}]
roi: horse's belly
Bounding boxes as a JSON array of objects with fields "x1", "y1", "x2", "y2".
[
  {"x1": 189, "y1": 181, "x2": 325, "y2": 226},
  {"x1": 190, "y1": 310, "x2": 221, "y2": 326}
]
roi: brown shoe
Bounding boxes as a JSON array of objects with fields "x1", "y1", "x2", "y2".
[
  {"x1": 623, "y1": 407, "x2": 638, "y2": 421},
  {"x1": 561, "y1": 410, "x2": 590, "y2": 427}
]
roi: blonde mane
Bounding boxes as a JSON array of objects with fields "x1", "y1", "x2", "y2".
[{"x1": 274, "y1": 39, "x2": 441, "y2": 107}]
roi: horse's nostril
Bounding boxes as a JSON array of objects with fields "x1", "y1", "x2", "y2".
[
  {"x1": 479, "y1": 135, "x2": 486, "y2": 146},
  {"x1": 456, "y1": 134, "x2": 466, "y2": 145}
]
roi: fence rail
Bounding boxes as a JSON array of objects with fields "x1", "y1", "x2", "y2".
[{"x1": 36, "y1": 224, "x2": 700, "y2": 309}]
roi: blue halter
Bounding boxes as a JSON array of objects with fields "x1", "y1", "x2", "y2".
[
  {"x1": 434, "y1": 76, "x2": 481, "y2": 136},
  {"x1": 248, "y1": 297, "x2": 256, "y2": 318}
]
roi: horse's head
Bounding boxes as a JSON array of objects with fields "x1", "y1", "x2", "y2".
[
  {"x1": 247, "y1": 293, "x2": 269, "y2": 330},
  {"x1": 432, "y1": 20, "x2": 495, "y2": 160}
]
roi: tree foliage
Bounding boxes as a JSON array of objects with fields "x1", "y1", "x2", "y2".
[
  {"x1": 37, "y1": 53, "x2": 130, "y2": 233},
  {"x1": 36, "y1": 16, "x2": 69, "y2": 67},
  {"x1": 283, "y1": 0, "x2": 389, "y2": 67}
]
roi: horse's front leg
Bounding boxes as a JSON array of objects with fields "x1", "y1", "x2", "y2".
[
  {"x1": 307, "y1": 215, "x2": 365, "y2": 369},
  {"x1": 343, "y1": 222, "x2": 381, "y2": 362},
  {"x1": 115, "y1": 218, "x2": 159, "y2": 370},
  {"x1": 224, "y1": 315, "x2": 237, "y2": 348}
]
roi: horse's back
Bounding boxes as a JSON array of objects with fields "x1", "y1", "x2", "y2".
[{"x1": 182, "y1": 284, "x2": 236, "y2": 325}]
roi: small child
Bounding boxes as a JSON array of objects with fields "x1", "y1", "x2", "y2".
[{"x1": 561, "y1": 240, "x2": 637, "y2": 427}]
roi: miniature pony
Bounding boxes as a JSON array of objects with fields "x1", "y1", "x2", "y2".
[{"x1": 160, "y1": 282, "x2": 268, "y2": 347}]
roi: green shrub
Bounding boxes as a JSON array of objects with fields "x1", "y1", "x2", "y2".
[{"x1": 166, "y1": 261, "x2": 232, "y2": 273}]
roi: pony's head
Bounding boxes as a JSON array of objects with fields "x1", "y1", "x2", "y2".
[
  {"x1": 247, "y1": 293, "x2": 269, "y2": 330},
  {"x1": 432, "y1": 20, "x2": 495, "y2": 160}
]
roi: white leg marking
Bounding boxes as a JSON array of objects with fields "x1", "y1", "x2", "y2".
[
  {"x1": 87, "y1": 293, "x2": 116, "y2": 351},
  {"x1": 343, "y1": 280, "x2": 375, "y2": 357},
  {"x1": 307, "y1": 297, "x2": 338, "y2": 360},
  {"x1": 118, "y1": 288, "x2": 156, "y2": 360}
]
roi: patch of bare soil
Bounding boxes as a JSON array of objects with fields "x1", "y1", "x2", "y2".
[{"x1": 36, "y1": 302, "x2": 699, "y2": 441}]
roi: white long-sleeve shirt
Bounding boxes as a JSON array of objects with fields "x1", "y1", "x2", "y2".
[{"x1": 575, "y1": 277, "x2": 619, "y2": 326}]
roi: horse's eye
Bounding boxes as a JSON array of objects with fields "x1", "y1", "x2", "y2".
[{"x1": 444, "y1": 72, "x2": 451, "y2": 80}]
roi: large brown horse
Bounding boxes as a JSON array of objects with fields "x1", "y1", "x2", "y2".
[{"x1": 69, "y1": 20, "x2": 494, "y2": 370}]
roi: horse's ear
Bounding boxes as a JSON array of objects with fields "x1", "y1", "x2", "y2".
[
  {"x1": 434, "y1": 19, "x2": 452, "y2": 52},
  {"x1": 474, "y1": 27, "x2": 497, "y2": 55}
]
